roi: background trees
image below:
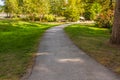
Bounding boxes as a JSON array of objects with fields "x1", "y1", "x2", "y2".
[
  {"x1": 3, "y1": 0, "x2": 50, "y2": 21},
  {"x1": 0, "y1": 0, "x2": 116, "y2": 28},
  {"x1": 4, "y1": 0, "x2": 19, "y2": 17},
  {"x1": 1, "y1": 0, "x2": 85, "y2": 21},
  {"x1": 64, "y1": 0, "x2": 79, "y2": 21}
]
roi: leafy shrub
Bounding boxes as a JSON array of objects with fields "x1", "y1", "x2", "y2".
[
  {"x1": 84, "y1": 3, "x2": 102, "y2": 20},
  {"x1": 56, "y1": 17, "x2": 66, "y2": 22},
  {"x1": 84, "y1": 11, "x2": 91, "y2": 20},
  {"x1": 64, "y1": 6, "x2": 79, "y2": 22},
  {"x1": 90, "y1": 3, "x2": 102, "y2": 20},
  {"x1": 43, "y1": 14, "x2": 56, "y2": 22},
  {"x1": 21, "y1": 16, "x2": 36, "y2": 21},
  {"x1": 95, "y1": 10, "x2": 114, "y2": 28}
]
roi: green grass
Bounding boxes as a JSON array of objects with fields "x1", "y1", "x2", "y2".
[
  {"x1": 64, "y1": 24, "x2": 120, "y2": 75},
  {"x1": 0, "y1": 20, "x2": 58, "y2": 80}
]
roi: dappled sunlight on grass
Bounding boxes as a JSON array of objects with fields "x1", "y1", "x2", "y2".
[{"x1": 0, "y1": 20, "x2": 57, "y2": 80}]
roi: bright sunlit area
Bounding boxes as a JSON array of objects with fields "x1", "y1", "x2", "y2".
[
  {"x1": 0, "y1": 0, "x2": 4, "y2": 6},
  {"x1": 0, "y1": 0, "x2": 120, "y2": 80}
]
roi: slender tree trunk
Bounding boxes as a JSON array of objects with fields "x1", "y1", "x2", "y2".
[
  {"x1": 7, "y1": 13, "x2": 9, "y2": 18},
  {"x1": 39, "y1": 15, "x2": 43, "y2": 22},
  {"x1": 110, "y1": 0, "x2": 120, "y2": 44},
  {"x1": 30, "y1": 13, "x2": 35, "y2": 22}
]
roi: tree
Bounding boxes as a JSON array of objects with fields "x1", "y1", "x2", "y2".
[
  {"x1": 65, "y1": 5, "x2": 79, "y2": 21},
  {"x1": 50, "y1": 0, "x2": 65, "y2": 16},
  {"x1": 50, "y1": 0, "x2": 85, "y2": 20},
  {"x1": 76, "y1": 0, "x2": 85, "y2": 16},
  {"x1": 4, "y1": 0, "x2": 19, "y2": 17},
  {"x1": 90, "y1": 2, "x2": 102, "y2": 20},
  {"x1": 22, "y1": 0, "x2": 34, "y2": 20},
  {"x1": 110, "y1": 0, "x2": 120, "y2": 44},
  {"x1": 64, "y1": 0, "x2": 82, "y2": 21},
  {"x1": 35, "y1": 0, "x2": 50, "y2": 21}
]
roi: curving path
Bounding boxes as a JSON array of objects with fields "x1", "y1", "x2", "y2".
[{"x1": 27, "y1": 24, "x2": 120, "y2": 80}]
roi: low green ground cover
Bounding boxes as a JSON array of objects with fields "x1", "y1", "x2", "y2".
[
  {"x1": 0, "y1": 20, "x2": 57, "y2": 80},
  {"x1": 64, "y1": 24, "x2": 120, "y2": 75}
]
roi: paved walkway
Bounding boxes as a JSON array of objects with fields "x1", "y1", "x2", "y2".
[{"x1": 27, "y1": 24, "x2": 120, "y2": 80}]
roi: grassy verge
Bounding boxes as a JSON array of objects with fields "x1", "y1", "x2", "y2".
[
  {"x1": 0, "y1": 20, "x2": 58, "y2": 80},
  {"x1": 64, "y1": 24, "x2": 120, "y2": 75}
]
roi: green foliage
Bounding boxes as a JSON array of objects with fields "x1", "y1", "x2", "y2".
[
  {"x1": 84, "y1": 2, "x2": 102, "y2": 20},
  {"x1": 83, "y1": 0, "x2": 115, "y2": 29},
  {"x1": 3, "y1": 0, "x2": 50, "y2": 21},
  {"x1": 43, "y1": 14, "x2": 56, "y2": 22},
  {"x1": 84, "y1": 11, "x2": 91, "y2": 20},
  {"x1": 65, "y1": 6, "x2": 79, "y2": 22},
  {"x1": 2, "y1": 0, "x2": 115, "y2": 22},
  {"x1": 4, "y1": 0, "x2": 19, "y2": 17},
  {"x1": 49, "y1": 0, "x2": 65, "y2": 16},
  {"x1": 90, "y1": 3, "x2": 102, "y2": 20},
  {"x1": 95, "y1": 10, "x2": 114, "y2": 28},
  {"x1": 63, "y1": 0, "x2": 82, "y2": 22},
  {"x1": 93, "y1": 0, "x2": 115, "y2": 29},
  {"x1": 22, "y1": 0, "x2": 50, "y2": 21},
  {"x1": 76, "y1": 0, "x2": 85, "y2": 15},
  {"x1": 49, "y1": 0, "x2": 85, "y2": 21},
  {"x1": 22, "y1": 14, "x2": 56, "y2": 22}
]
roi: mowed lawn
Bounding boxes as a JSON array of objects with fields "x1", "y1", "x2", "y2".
[
  {"x1": 0, "y1": 20, "x2": 57, "y2": 80},
  {"x1": 64, "y1": 24, "x2": 120, "y2": 75}
]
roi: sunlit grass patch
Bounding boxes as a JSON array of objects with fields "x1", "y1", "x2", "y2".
[
  {"x1": 64, "y1": 24, "x2": 120, "y2": 75},
  {"x1": 0, "y1": 20, "x2": 58, "y2": 80}
]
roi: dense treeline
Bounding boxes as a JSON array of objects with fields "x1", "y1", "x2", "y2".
[
  {"x1": 0, "y1": 0, "x2": 115, "y2": 24},
  {"x1": 3, "y1": 0, "x2": 50, "y2": 21},
  {"x1": 0, "y1": 1, "x2": 116, "y2": 23}
]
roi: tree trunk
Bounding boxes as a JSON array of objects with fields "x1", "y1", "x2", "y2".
[
  {"x1": 110, "y1": 0, "x2": 120, "y2": 44},
  {"x1": 39, "y1": 15, "x2": 43, "y2": 22},
  {"x1": 32, "y1": 14, "x2": 35, "y2": 22}
]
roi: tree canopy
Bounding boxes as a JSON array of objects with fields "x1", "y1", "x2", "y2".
[{"x1": 1, "y1": 0, "x2": 114, "y2": 22}]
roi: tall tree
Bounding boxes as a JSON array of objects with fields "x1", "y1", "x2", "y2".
[
  {"x1": 4, "y1": 0, "x2": 19, "y2": 17},
  {"x1": 64, "y1": 0, "x2": 79, "y2": 21},
  {"x1": 22, "y1": 0, "x2": 34, "y2": 20},
  {"x1": 76, "y1": 0, "x2": 85, "y2": 16},
  {"x1": 35, "y1": 0, "x2": 50, "y2": 21},
  {"x1": 110, "y1": 0, "x2": 120, "y2": 44},
  {"x1": 50, "y1": 0, "x2": 65, "y2": 16}
]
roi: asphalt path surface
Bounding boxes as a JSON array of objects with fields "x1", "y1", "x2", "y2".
[{"x1": 27, "y1": 24, "x2": 120, "y2": 80}]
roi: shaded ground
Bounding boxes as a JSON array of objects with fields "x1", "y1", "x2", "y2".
[{"x1": 27, "y1": 24, "x2": 120, "y2": 80}]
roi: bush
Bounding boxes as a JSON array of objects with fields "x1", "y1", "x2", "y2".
[
  {"x1": 56, "y1": 17, "x2": 66, "y2": 22},
  {"x1": 21, "y1": 14, "x2": 56, "y2": 22},
  {"x1": 21, "y1": 16, "x2": 37, "y2": 21},
  {"x1": 64, "y1": 6, "x2": 79, "y2": 22},
  {"x1": 84, "y1": 11, "x2": 91, "y2": 20},
  {"x1": 95, "y1": 10, "x2": 114, "y2": 28},
  {"x1": 43, "y1": 14, "x2": 56, "y2": 22},
  {"x1": 84, "y1": 3, "x2": 102, "y2": 20}
]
